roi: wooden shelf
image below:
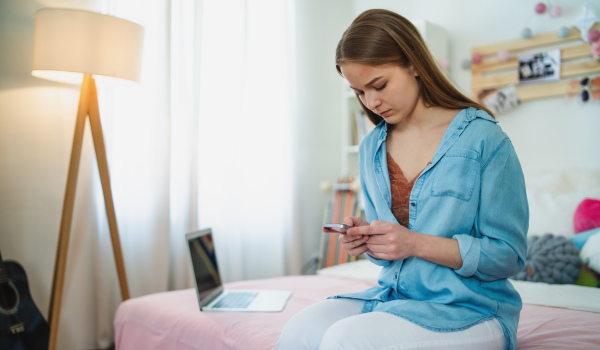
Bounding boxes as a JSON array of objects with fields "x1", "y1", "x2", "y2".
[{"x1": 470, "y1": 23, "x2": 600, "y2": 102}]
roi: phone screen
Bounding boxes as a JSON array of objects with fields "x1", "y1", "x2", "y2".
[{"x1": 323, "y1": 223, "x2": 350, "y2": 233}]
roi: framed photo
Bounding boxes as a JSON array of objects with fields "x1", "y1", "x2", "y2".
[
  {"x1": 481, "y1": 85, "x2": 521, "y2": 115},
  {"x1": 518, "y1": 49, "x2": 561, "y2": 84}
]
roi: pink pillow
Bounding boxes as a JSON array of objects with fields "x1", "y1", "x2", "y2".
[{"x1": 574, "y1": 198, "x2": 600, "y2": 234}]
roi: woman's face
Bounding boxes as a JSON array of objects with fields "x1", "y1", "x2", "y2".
[{"x1": 339, "y1": 62, "x2": 421, "y2": 124}]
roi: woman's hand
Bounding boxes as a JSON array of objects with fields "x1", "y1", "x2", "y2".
[
  {"x1": 347, "y1": 220, "x2": 463, "y2": 268},
  {"x1": 348, "y1": 220, "x2": 417, "y2": 261},
  {"x1": 326, "y1": 217, "x2": 370, "y2": 257}
]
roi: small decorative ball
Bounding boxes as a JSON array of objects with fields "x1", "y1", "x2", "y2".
[
  {"x1": 589, "y1": 29, "x2": 600, "y2": 43},
  {"x1": 521, "y1": 27, "x2": 532, "y2": 39},
  {"x1": 461, "y1": 59, "x2": 471, "y2": 69},
  {"x1": 557, "y1": 26, "x2": 570, "y2": 38},
  {"x1": 497, "y1": 49, "x2": 510, "y2": 62},
  {"x1": 437, "y1": 57, "x2": 450, "y2": 69},
  {"x1": 535, "y1": 2, "x2": 547, "y2": 14},
  {"x1": 550, "y1": 5, "x2": 563, "y2": 17},
  {"x1": 472, "y1": 53, "x2": 482, "y2": 64}
]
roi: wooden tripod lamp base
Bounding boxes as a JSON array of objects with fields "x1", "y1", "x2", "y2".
[
  {"x1": 31, "y1": 8, "x2": 144, "y2": 350},
  {"x1": 47, "y1": 74, "x2": 130, "y2": 350}
]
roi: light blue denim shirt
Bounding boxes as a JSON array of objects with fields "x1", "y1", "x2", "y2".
[{"x1": 331, "y1": 107, "x2": 529, "y2": 350}]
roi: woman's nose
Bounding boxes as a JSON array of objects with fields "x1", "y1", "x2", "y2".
[{"x1": 364, "y1": 92, "x2": 380, "y2": 111}]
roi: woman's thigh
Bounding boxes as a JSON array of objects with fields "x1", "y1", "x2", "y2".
[
  {"x1": 320, "y1": 312, "x2": 506, "y2": 350},
  {"x1": 276, "y1": 298, "x2": 365, "y2": 350}
]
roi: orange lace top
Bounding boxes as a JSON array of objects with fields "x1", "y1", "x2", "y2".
[{"x1": 387, "y1": 152, "x2": 425, "y2": 228}]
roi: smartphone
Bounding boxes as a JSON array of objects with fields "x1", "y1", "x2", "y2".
[{"x1": 323, "y1": 223, "x2": 350, "y2": 233}]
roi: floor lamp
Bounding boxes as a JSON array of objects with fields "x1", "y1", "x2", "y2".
[{"x1": 31, "y1": 8, "x2": 144, "y2": 350}]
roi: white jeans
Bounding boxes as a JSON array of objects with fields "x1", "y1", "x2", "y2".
[{"x1": 276, "y1": 299, "x2": 506, "y2": 350}]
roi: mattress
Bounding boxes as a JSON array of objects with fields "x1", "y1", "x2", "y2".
[{"x1": 114, "y1": 274, "x2": 600, "y2": 350}]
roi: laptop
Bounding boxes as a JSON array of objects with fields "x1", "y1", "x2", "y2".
[{"x1": 185, "y1": 228, "x2": 291, "y2": 312}]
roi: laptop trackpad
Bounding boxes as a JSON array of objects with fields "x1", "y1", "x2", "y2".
[{"x1": 247, "y1": 290, "x2": 291, "y2": 312}]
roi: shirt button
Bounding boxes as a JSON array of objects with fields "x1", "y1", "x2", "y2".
[
  {"x1": 395, "y1": 273, "x2": 398, "y2": 279},
  {"x1": 411, "y1": 202, "x2": 415, "y2": 206}
]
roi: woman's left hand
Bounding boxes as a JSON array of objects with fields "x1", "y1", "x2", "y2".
[{"x1": 347, "y1": 220, "x2": 418, "y2": 261}]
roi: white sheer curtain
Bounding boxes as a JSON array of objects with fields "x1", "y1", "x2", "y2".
[
  {"x1": 90, "y1": 0, "x2": 171, "y2": 347},
  {"x1": 80, "y1": 0, "x2": 299, "y2": 348},
  {"x1": 191, "y1": 0, "x2": 298, "y2": 282}
]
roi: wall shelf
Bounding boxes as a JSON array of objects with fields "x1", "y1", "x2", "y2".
[{"x1": 471, "y1": 23, "x2": 600, "y2": 102}]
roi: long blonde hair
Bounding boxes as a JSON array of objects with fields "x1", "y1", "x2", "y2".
[{"x1": 336, "y1": 9, "x2": 493, "y2": 125}]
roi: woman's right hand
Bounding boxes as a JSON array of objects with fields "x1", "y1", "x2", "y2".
[{"x1": 338, "y1": 217, "x2": 370, "y2": 256}]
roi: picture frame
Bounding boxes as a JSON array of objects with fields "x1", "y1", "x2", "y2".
[{"x1": 518, "y1": 49, "x2": 561, "y2": 84}]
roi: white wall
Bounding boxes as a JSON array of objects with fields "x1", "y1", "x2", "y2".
[
  {"x1": 0, "y1": 1, "x2": 102, "y2": 349},
  {"x1": 294, "y1": 0, "x2": 354, "y2": 271},
  {"x1": 351, "y1": 0, "x2": 600, "y2": 176}
]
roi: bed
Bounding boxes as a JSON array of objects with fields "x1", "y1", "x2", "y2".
[
  {"x1": 113, "y1": 267, "x2": 600, "y2": 350},
  {"x1": 114, "y1": 169, "x2": 600, "y2": 349}
]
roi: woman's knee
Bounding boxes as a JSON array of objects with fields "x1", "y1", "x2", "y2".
[
  {"x1": 276, "y1": 309, "x2": 318, "y2": 350},
  {"x1": 276, "y1": 299, "x2": 364, "y2": 350},
  {"x1": 319, "y1": 315, "x2": 370, "y2": 350}
]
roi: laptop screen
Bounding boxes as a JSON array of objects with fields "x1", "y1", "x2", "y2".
[{"x1": 186, "y1": 229, "x2": 223, "y2": 306}]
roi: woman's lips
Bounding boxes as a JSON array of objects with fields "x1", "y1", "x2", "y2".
[{"x1": 378, "y1": 110, "x2": 391, "y2": 118}]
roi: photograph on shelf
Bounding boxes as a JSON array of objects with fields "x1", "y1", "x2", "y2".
[
  {"x1": 518, "y1": 48, "x2": 561, "y2": 84},
  {"x1": 481, "y1": 85, "x2": 521, "y2": 115}
]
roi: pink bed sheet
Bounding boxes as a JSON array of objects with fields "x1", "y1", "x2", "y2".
[
  {"x1": 114, "y1": 275, "x2": 600, "y2": 350},
  {"x1": 517, "y1": 304, "x2": 600, "y2": 349}
]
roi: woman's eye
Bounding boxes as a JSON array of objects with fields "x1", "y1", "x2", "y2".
[{"x1": 375, "y1": 83, "x2": 387, "y2": 91}]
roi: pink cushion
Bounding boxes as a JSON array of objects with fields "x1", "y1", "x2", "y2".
[{"x1": 574, "y1": 198, "x2": 600, "y2": 234}]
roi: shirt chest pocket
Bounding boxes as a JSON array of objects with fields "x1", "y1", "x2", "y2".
[{"x1": 431, "y1": 148, "x2": 480, "y2": 201}]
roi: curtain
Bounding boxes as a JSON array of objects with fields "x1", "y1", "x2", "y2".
[
  {"x1": 91, "y1": 0, "x2": 171, "y2": 347},
  {"x1": 192, "y1": 0, "x2": 298, "y2": 282},
  {"x1": 78, "y1": 0, "x2": 299, "y2": 348},
  {"x1": 169, "y1": 0, "x2": 299, "y2": 283}
]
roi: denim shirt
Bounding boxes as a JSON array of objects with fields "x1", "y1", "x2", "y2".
[{"x1": 331, "y1": 108, "x2": 529, "y2": 350}]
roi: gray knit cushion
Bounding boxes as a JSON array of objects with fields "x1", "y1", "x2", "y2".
[{"x1": 512, "y1": 233, "x2": 582, "y2": 284}]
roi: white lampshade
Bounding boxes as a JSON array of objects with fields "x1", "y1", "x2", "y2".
[{"x1": 32, "y1": 8, "x2": 144, "y2": 85}]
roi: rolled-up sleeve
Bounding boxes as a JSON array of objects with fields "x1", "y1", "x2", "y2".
[
  {"x1": 453, "y1": 138, "x2": 528, "y2": 281},
  {"x1": 453, "y1": 234, "x2": 481, "y2": 277}
]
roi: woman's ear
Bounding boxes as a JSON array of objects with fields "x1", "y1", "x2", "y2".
[{"x1": 408, "y1": 65, "x2": 419, "y2": 77}]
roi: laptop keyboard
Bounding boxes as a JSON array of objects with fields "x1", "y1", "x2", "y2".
[{"x1": 213, "y1": 292, "x2": 259, "y2": 309}]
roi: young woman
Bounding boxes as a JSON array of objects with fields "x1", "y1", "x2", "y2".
[{"x1": 277, "y1": 9, "x2": 528, "y2": 350}]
